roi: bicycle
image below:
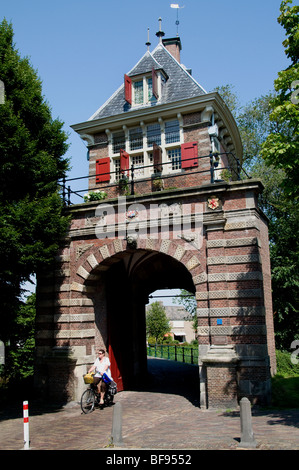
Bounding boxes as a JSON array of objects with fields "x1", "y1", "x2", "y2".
[{"x1": 81, "y1": 373, "x2": 117, "y2": 414}]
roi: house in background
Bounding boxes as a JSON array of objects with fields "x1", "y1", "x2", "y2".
[
  {"x1": 146, "y1": 302, "x2": 196, "y2": 343},
  {"x1": 165, "y1": 305, "x2": 195, "y2": 343}
]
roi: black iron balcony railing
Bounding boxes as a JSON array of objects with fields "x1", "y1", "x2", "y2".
[{"x1": 59, "y1": 151, "x2": 250, "y2": 206}]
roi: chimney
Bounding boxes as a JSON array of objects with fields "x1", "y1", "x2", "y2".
[{"x1": 162, "y1": 37, "x2": 182, "y2": 63}]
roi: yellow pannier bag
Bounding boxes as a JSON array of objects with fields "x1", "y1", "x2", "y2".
[{"x1": 83, "y1": 373, "x2": 94, "y2": 384}]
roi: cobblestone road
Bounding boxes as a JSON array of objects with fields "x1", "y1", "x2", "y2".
[{"x1": 1, "y1": 358, "x2": 298, "y2": 451}]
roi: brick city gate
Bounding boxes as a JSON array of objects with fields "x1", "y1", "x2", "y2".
[
  {"x1": 34, "y1": 30, "x2": 276, "y2": 408},
  {"x1": 35, "y1": 179, "x2": 276, "y2": 408}
]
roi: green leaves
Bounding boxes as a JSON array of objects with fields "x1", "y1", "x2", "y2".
[
  {"x1": 0, "y1": 19, "x2": 69, "y2": 341},
  {"x1": 278, "y1": 0, "x2": 299, "y2": 64},
  {"x1": 260, "y1": 2, "x2": 299, "y2": 199},
  {"x1": 146, "y1": 302, "x2": 171, "y2": 343}
]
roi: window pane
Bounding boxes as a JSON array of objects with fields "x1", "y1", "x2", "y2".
[
  {"x1": 114, "y1": 158, "x2": 121, "y2": 181},
  {"x1": 168, "y1": 148, "x2": 181, "y2": 171},
  {"x1": 113, "y1": 132, "x2": 125, "y2": 154},
  {"x1": 165, "y1": 120, "x2": 180, "y2": 144},
  {"x1": 129, "y1": 127, "x2": 143, "y2": 150},
  {"x1": 147, "y1": 78, "x2": 153, "y2": 100},
  {"x1": 132, "y1": 154, "x2": 144, "y2": 177},
  {"x1": 147, "y1": 123, "x2": 161, "y2": 147},
  {"x1": 134, "y1": 81, "x2": 143, "y2": 104},
  {"x1": 149, "y1": 152, "x2": 160, "y2": 174}
]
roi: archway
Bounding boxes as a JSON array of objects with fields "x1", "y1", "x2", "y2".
[{"x1": 81, "y1": 246, "x2": 197, "y2": 392}]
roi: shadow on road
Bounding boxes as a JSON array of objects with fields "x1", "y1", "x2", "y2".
[{"x1": 133, "y1": 357, "x2": 201, "y2": 407}]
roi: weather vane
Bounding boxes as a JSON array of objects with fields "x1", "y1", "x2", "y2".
[{"x1": 170, "y1": 4, "x2": 185, "y2": 36}]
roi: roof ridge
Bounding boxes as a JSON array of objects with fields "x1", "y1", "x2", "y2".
[
  {"x1": 126, "y1": 49, "x2": 163, "y2": 76},
  {"x1": 152, "y1": 42, "x2": 207, "y2": 94}
]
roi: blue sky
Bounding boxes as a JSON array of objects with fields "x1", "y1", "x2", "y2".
[{"x1": 1, "y1": 0, "x2": 291, "y2": 303}]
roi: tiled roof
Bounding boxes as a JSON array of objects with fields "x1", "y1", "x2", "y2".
[
  {"x1": 88, "y1": 43, "x2": 206, "y2": 121},
  {"x1": 126, "y1": 50, "x2": 164, "y2": 77}
]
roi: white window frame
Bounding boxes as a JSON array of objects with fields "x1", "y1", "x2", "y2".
[
  {"x1": 107, "y1": 114, "x2": 183, "y2": 182},
  {"x1": 131, "y1": 74, "x2": 158, "y2": 107}
]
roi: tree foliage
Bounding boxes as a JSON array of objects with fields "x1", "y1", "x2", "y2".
[
  {"x1": 213, "y1": 2, "x2": 299, "y2": 350},
  {"x1": 260, "y1": 0, "x2": 299, "y2": 199},
  {"x1": 5, "y1": 293, "x2": 36, "y2": 380},
  {"x1": 146, "y1": 302, "x2": 170, "y2": 343},
  {"x1": 0, "y1": 19, "x2": 70, "y2": 341},
  {"x1": 172, "y1": 290, "x2": 197, "y2": 332}
]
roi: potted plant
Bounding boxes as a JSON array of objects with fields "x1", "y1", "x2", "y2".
[
  {"x1": 83, "y1": 190, "x2": 107, "y2": 202},
  {"x1": 152, "y1": 176, "x2": 164, "y2": 191}
]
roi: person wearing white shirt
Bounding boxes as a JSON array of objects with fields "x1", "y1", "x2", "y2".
[{"x1": 88, "y1": 349, "x2": 112, "y2": 405}]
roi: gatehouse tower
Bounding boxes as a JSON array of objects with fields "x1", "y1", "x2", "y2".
[{"x1": 35, "y1": 25, "x2": 276, "y2": 408}]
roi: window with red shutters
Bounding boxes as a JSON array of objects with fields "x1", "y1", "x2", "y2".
[
  {"x1": 120, "y1": 149, "x2": 130, "y2": 176},
  {"x1": 181, "y1": 142, "x2": 198, "y2": 168},
  {"x1": 124, "y1": 74, "x2": 132, "y2": 104},
  {"x1": 96, "y1": 157, "x2": 110, "y2": 183}
]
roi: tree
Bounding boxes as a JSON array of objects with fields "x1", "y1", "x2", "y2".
[
  {"x1": 258, "y1": 0, "x2": 299, "y2": 349},
  {"x1": 5, "y1": 293, "x2": 36, "y2": 380},
  {"x1": 146, "y1": 302, "x2": 170, "y2": 343},
  {"x1": 172, "y1": 290, "x2": 197, "y2": 333},
  {"x1": 260, "y1": 0, "x2": 299, "y2": 199},
  {"x1": 223, "y1": 90, "x2": 299, "y2": 350},
  {"x1": 0, "y1": 19, "x2": 69, "y2": 342}
]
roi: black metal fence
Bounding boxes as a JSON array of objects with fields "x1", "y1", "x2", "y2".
[
  {"x1": 59, "y1": 151, "x2": 250, "y2": 206},
  {"x1": 147, "y1": 343, "x2": 199, "y2": 365}
]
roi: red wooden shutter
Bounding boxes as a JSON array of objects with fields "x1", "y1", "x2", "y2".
[
  {"x1": 96, "y1": 157, "x2": 110, "y2": 183},
  {"x1": 153, "y1": 142, "x2": 162, "y2": 172},
  {"x1": 152, "y1": 67, "x2": 158, "y2": 99},
  {"x1": 181, "y1": 142, "x2": 198, "y2": 168},
  {"x1": 124, "y1": 74, "x2": 132, "y2": 104},
  {"x1": 120, "y1": 149, "x2": 130, "y2": 176}
]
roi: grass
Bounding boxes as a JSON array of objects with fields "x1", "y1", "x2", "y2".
[
  {"x1": 147, "y1": 343, "x2": 199, "y2": 365},
  {"x1": 270, "y1": 350, "x2": 299, "y2": 408},
  {"x1": 147, "y1": 346, "x2": 299, "y2": 408}
]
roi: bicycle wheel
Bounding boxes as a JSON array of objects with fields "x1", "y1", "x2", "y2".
[{"x1": 81, "y1": 388, "x2": 96, "y2": 414}]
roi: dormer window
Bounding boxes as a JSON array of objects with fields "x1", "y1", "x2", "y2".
[
  {"x1": 134, "y1": 80, "x2": 143, "y2": 105},
  {"x1": 124, "y1": 68, "x2": 160, "y2": 107}
]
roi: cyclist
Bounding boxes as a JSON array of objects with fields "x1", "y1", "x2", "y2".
[{"x1": 88, "y1": 349, "x2": 112, "y2": 406}]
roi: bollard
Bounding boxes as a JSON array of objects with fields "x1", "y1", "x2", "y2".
[
  {"x1": 23, "y1": 401, "x2": 30, "y2": 450},
  {"x1": 111, "y1": 402, "x2": 123, "y2": 447},
  {"x1": 239, "y1": 397, "x2": 257, "y2": 448}
]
